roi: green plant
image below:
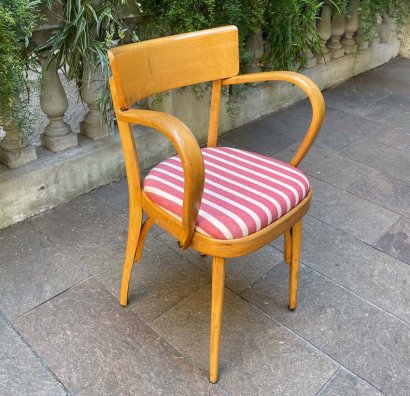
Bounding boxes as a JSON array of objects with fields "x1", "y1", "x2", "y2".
[
  {"x1": 0, "y1": 0, "x2": 41, "y2": 139},
  {"x1": 263, "y1": 0, "x2": 323, "y2": 70},
  {"x1": 38, "y1": 0, "x2": 140, "y2": 121},
  {"x1": 140, "y1": 0, "x2": 266, "y2": 71}
]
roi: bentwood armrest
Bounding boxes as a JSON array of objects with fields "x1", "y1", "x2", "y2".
[
  {"x1": 222, "y1": 71, "x2": 325, "y2": 167},
  {"x1": 117, "y1": 109, "x2": 205, "y2": 249}
]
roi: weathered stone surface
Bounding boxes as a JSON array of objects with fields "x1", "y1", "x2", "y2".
[
  {"x1": 308, "y1": 177, "x2": 400, "y2": 244},
  {"x1": 330, "y1": 112, "x2": 410, "y2": 149},
  {"x1": 0, "y1": 222, "x2": 87, "y2": 320},
  {"x1": 374, "y1": 217, "x2": 410, "y2": 265},
  {"x1": 320, "y1": 368, "x2": 383, "y2": 396},
  {"x1": 323, "y1": 81, "x2": 391, "y2": 116},
  {"x1": 348, "y1": 170, "x2": 410, "y2": 218},
  {"x1": 340, "y1": 139, "x2": 410, "y2": 184},
  {"x1": 98, "y1": 236, "x2": 209, "y2": 322},
  {"x1": 222, "y1": 122, "x2": 296, "y2": 156},
  {"x1": 242, "y1": 265, "x2": 410, "y2": 396},
  {"x1": 31, "y1": 194, "x2": 128, "y2": 276},
  {"x1": 14, "y1": 279, "x2": 225, "y2": 395},
  {"x1": 0, "y1": 316, "x2": 66, "y2": 396},
  {"x1": 274, "y1": 144, "x2": 370, "y2": 189},
  {"x1": 156, "y1": 232, "x2": 283, "y2": 294},
  {"x1": 272, "y1": 216, "x2": 410, "y2": 323},
  {"x1": 153, "y1": 285, "x2": 338, "y2": 395}
]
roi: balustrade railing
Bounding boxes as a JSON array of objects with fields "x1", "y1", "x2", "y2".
[{"x1": 0, "y1": 2, "x2": 400, "y2": 169}]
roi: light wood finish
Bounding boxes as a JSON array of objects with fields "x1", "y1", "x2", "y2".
[
  {"x1": 134, "y1": 218, "x2": 154, "y2": 262},
  {"x1": 108, "y1": 26, "x2": 239, "y2": 109},
  {"x1": 108, "y1": 26, "x2": 324, "y2": 382},
  {"x1": 207, "y1": 80, "x2": 222, "y2": 147},
  {"x1": 284, "y1": 229, "x2": 292, "y2": 266},
  {"x1": 289, "y1": 219, "x2": 303, "y2": 311},
  {"x1": 210, "y1": 256, "x2": 225, "y2": 384},
  {"x1": 222, "y1": 71, "x2": 325, "y2": 167}
]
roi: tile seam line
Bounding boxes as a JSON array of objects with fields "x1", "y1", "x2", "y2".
[
  {"x1": 239, "y1": 297, "x2": 386, "y2": 396},
  {"x1": 0, "y1": 309, "x2": 72, "y2": 396},
  {"x1": 300, "y1": 262, "x2": 410, "y2": 327},
  {"x1": 304, "y1": 212, "x2": 409, "y2": 267},
  {"x1": 28, "y1": 219, "x2": 92, "y2": 275},
  {"x1": 308, "y1": 174, "x2": 403, "y2": 220},
  {"x1": 314, "y1": 367, "x2": 341, "y2": 396},
  {"x1": 14, "y1": 276, "x2": 92, "y2": 320}
]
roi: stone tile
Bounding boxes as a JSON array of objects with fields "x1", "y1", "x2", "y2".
[
  {"x1": 156, "y1": 232, "x2": 284, "y2": 294},
  {"x1": 308, "y1": 177, "x2": 400, "y2": 244},
  {"x1": 274, "y1": 144, "x2": 370, "y2": 189},
  {"x1": 348, "y1": 170, "x2": 410, "y2": 218},
  {"x1": 226, "y1": 120, "x2": 297, "y2": 156},
  {"x1": 374, "y1": 217, "x2": 410, "y2": 266},
  {"x1": 273, "y1": 216, "x2": 410, "y2": 323},
  {"x1": 259, "y1": 107, "x2": 359, "y2": 153},
  {"x1": 14, "y1": 279, "x2": 225, "y2": 396},
  {"x1": 0, "y1": 316, "x2": 66, "y2": 396},
  {"x1": 340, "y1": 139, "x2": 410, "y2": 184},
  {"x1": 242, "y1": 265, "x2": 410, "y2": 396},
  {"x1": 0, "y1": 222, "x2": 87, "y2": 320},
  {"x1": 330, "y1": 113, "x2": 410, "y2": 150},
  {"x1": 90, "y1": 178, "x2": 164, "y2": 237},
  {"x1": 320, "y1": 368, "x2": 383, "y2": 396},
  {"x1": 31, "y1": 194, "x2": 129, "y2": 276},
  {"x1": 98, "y1": 236, "x2": 209, "y2": 322},
  {"x1": 323, "y1": 82, "x2": 391, "y2": 116},
  {"x1": 90, "y1": 178, "x2": 129, "y2": 217},
  {"x1": 153, "y1": 285, "x2": 338, "y2": 395}
]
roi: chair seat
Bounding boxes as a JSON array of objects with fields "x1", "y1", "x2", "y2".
[{"x1": 144, "y1": 147, "x2": 310, "y2": 240}]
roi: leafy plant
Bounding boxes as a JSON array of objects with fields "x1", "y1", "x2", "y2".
[
  {"x1": 263, "y1": 0, "x2": 323, "y2": 70},
  {"x1": 38, "y1": 0, "x2": 140, "y2": 121},
  {"x1": 0, "y1": 0, "x2": 41, "y2": 140}
]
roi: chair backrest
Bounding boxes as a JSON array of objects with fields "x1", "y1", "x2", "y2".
[{"x1": 108, "y1": 25, "x2": 239, "y2": 110}]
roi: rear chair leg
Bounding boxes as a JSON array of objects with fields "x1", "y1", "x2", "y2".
[
  {"x1": 209, "y1": 256, "x2": 226, "y2": 384},
  {"x1": 284, "y1": 229, "x2": 292, "y2": 265},
  {"x1": 289, "y1": 219, "x2": 303, "y2": 311}
]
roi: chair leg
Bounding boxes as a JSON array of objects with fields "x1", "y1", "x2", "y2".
[
  {"x1": 209, "y1": 256, "x2": 226, "y2": 384},
  {"x1": 120, "y1": 211, "x2": 142, "y2": 307},
  {"x1": 284, "y1": 229, "x2": 292, "y2": 265},
  {"x1": 289, "y1": 219, "x2": 303, "y2": 311}
]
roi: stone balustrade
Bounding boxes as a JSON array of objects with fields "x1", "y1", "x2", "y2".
[{"x1": 0, "y1": 2, "x2": 402, "y2": 171}]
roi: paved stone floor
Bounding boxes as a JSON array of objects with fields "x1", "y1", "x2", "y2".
[{"x1": 1, "y1": 57, "x2": 410, "y2": 395}]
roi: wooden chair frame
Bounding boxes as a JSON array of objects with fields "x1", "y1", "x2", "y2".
[{"x1": 108, "y1": 26, "x2": 325, "y2": 384}]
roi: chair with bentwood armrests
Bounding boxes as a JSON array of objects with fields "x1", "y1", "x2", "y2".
[{"x1": 108, "y1": 25, "x2": 325, "y2": 383}]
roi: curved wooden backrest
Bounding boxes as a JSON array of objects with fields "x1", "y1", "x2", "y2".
[{"x1": 108, "y1": 26, "x2": 240, "y2": 110}]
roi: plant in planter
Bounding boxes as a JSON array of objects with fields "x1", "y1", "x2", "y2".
[{"x1": 0, "y1": 0, "x2": 40, "y2": 168}]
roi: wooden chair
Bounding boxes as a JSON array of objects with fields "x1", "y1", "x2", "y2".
[{"x1": 108, "y1": 25, "x2": 324, "y2": 383}]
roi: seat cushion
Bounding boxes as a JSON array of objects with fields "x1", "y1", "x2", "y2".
[{"x1": 144, "y1": 147, "x2": 310, "y2": 240}]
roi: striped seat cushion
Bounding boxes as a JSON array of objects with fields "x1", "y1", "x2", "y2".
[{"x1": 144, "y1": 147, "x2": 309, "y2": 240}]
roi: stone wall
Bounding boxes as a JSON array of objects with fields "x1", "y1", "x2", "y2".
[{"x1": 400, "y1": 16, "x2": 410, "y2": 58}]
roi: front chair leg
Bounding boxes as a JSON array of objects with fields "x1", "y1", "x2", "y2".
[
  {"x1": 289, "y1": 219, "x2": 303, "y2": 311},
  {"x1": 209, "y1": 256, "x2": 226, "y2": 384},
  {"x1": 120, "y1": 211, "x2": 142, "y2": 307}
]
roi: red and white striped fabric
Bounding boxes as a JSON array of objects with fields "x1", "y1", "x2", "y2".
[{"x1": 144, "y1": 147, "x2": 309, "y2": 240}]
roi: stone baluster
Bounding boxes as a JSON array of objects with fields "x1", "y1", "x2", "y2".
[
  {"x1": 80, "y1": 65, "x2": 111, "y2": 140},
  {"x1": 246, "y1": 30, "x2": 264, "y2": 73},
  {"x1": 342, "y1": 0, "x2": 359, "y2": 54},
  {"x1": 328, "y1": 13, "x2": 346, "y2": 58},
  {"x1": 371, "y1": 14, "x2": 382, "y2": 46},
  {"x1": 0, "y1": 114, "x2": 37, "y2": 169},
  {"x1": 317, "y1": 1, "x2": 332, "y2": 64},
  {"x1": 39, "y1": 56, "x2": 78, "y2": 152}
]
